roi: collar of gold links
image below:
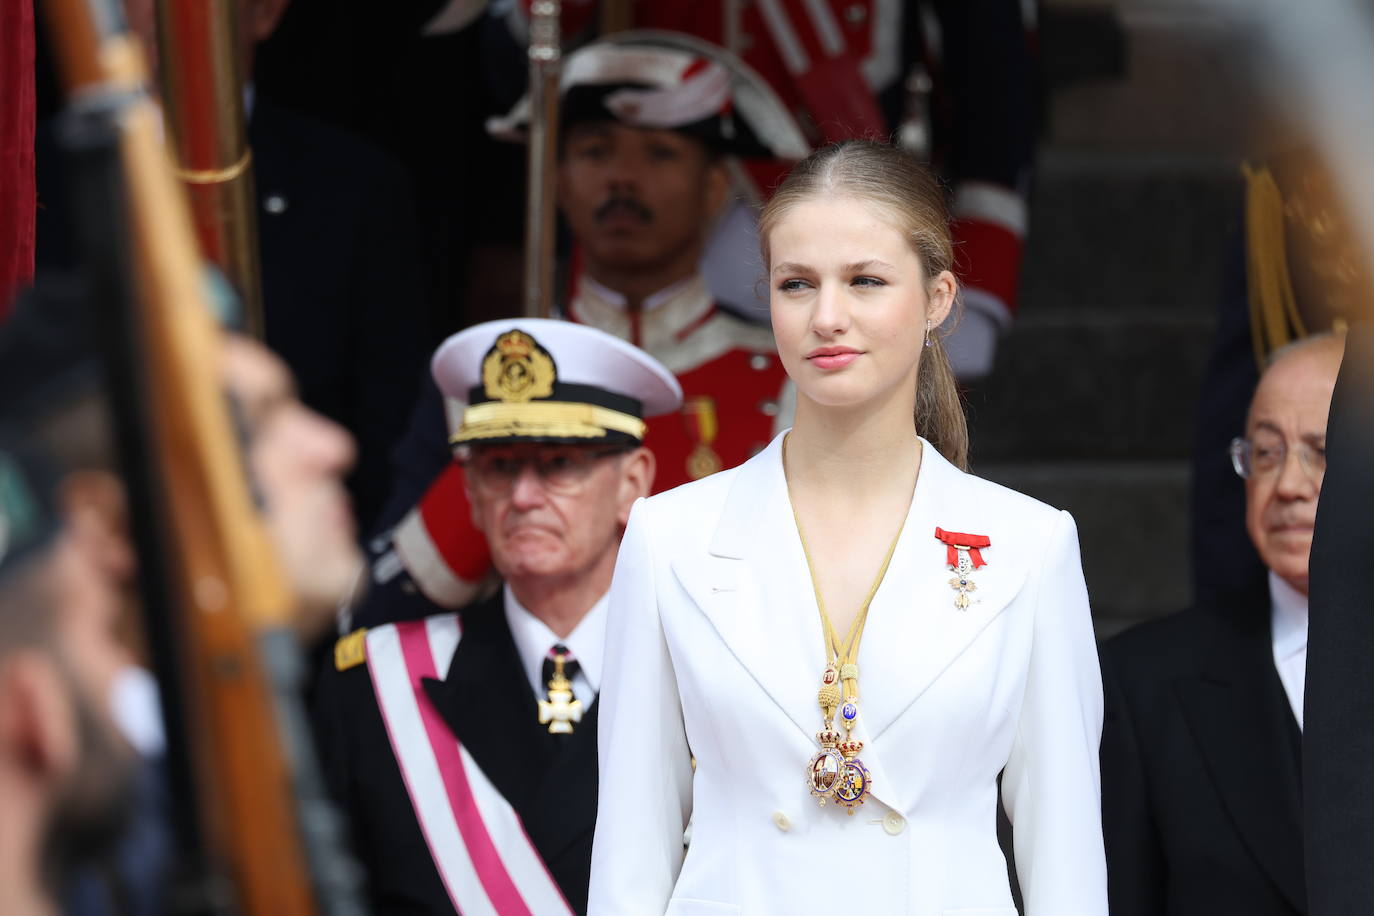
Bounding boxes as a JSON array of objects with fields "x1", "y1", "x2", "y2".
[{"x1": 785, "y1": 436, "x2": 904, "y2": 814}]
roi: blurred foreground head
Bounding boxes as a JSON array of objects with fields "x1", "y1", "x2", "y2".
[
  {"x1": 1236, "y1": 333, "x2": 1345, "y2": 594},
  {"x1": 0, "y1": 437, "x2": 136, "y2": 908},
  {"x1": 221, "y1": 334, "x2": 362, "y2": 632}
]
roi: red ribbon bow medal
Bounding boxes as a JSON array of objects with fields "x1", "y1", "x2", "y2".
[{"x1": 934, "y1": 528, "x2": 991, "y2": 611}]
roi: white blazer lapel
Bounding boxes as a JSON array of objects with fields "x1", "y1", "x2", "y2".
[
  {"x1": 860, "y1": 443, "x2": 1030, "y2": 742},
  {"x1": 669, "y1": 436, "x2": 826, "y2": 741}
]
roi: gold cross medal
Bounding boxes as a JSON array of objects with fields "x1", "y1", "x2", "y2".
[
  {"x1": 948, "y1": 557, "x2": 978, "y2": 610},
  {"x1": 538, "y1": 654, "x2": 582, "y2": 734},
  {"x1": 934, "y1": 528, "x2": 991, "y2": 612}
]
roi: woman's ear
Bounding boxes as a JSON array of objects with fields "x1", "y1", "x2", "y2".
[{"x1": 927, "y1": 269, "x2": 958, "y2": 330}]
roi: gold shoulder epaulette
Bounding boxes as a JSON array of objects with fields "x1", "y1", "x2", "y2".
[{"x1": 334, "y1": 628, "x2": 369, "y2": 672}]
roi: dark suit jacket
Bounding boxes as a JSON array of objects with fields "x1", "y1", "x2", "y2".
[
  {"x1": 35, "y1": 98, "x2": 431, "y2": 532},
  {"x1": 314, "y1": 591, "x2": 599, "y2": 915},
  {"x1": 250, "y1": 97, "x2": 430, "y2": 531},
  {"x1": 1304, "y1": 322, "x2": 1374, "y2": 916},
  {"x1": 1102, "y1": 590, "x2": 1306, "y2": 916}
]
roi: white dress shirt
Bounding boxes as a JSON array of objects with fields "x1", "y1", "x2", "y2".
[
  {"x1": 1270, "y1": 571, "x2": 1310, "y2": 730},
  {"x1": 503, "y1": 584, "x2": 607, "y2": 708}
]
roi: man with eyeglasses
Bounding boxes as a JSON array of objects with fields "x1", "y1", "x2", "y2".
[
  {"x1": 1099, "y1": 332, "x2": 1344, "y2": 916},
  {"x1": 313, "y1": 319, "x2": 680, "y2": 915}
]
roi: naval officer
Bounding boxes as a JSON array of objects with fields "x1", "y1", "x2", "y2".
[{"x1": 314, "y1": 318, "x2": 681, "y2": 915}]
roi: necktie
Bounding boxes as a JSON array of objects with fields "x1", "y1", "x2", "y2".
[{"x1": 538, "y1": 645, "x2": 583, "y2": 735}]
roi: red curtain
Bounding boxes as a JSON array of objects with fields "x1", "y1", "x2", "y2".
[{"x1": 0, "y1": 0, "x2": 36, "y2": 315}]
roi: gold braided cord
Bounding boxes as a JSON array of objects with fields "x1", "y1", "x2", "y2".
[
  {"x1": 785, "y1": 437, "x2": 906, "y2": 707},
  {"x1": 451, "y1": 401, "x2": 646, "y2": 444},
  {"x1": 1243, "y1": 163, "x2": 1309, "y2": 370},
  {"x1": 175, "y1": 148, "x2": 253, "y2": 185}
]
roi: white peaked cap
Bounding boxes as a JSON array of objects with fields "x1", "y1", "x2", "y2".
[{"x1": 432, "y1": 318, "x2": 683, "y2": 445}]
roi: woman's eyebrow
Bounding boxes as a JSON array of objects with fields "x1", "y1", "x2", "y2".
[{"x1": 842, "y1": 260, "x2": 896, "y2": 274}]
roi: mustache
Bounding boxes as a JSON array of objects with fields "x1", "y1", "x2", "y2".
[{"x1": 594, "y1": 194, "x2": 652, "y2": 225}]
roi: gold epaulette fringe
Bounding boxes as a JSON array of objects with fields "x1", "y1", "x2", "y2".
[{"x1": 1243, "y1": 162, "x2": 1309, "y2": 369}]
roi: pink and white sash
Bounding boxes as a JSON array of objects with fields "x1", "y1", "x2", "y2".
[{"x1": 367, "y1": 615, "x2": 575, "y2": 916}]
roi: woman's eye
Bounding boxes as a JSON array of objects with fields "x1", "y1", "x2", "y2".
[
  {"x1": 647, "y1": 144, "x2": 682, "y2": 162},
  {"x1": 852, "y1": 276, "x2": 885, "y2": 288},
  {"x1": 777, "y1": 278, "x2": 810, "y2": 292}
]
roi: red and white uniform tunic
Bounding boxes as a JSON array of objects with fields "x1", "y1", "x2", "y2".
[{"x1": 567, "y1": 273, "x2": 791, "y2": 492}]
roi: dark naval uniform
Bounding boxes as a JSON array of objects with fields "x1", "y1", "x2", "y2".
[
  {"x1": 317, "y1": 592, "x2": 599, "y2": 915},
  {"x1": 318, "y1": 317, "x2": 679, "y2": 914}
]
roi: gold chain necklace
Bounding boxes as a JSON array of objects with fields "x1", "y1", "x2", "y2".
[{"x1": 786, "y1": 439, "x2": 906, "y2": 814}]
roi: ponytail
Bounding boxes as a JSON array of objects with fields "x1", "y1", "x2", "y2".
[
  {"x1": 915, "y1": 333, "x2": 969, "y2": 471},
  {"x1": 761, "y1": 140, "x2": 971, "y2": 470}
]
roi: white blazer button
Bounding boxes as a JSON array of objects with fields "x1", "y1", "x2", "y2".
[
  {"x1": 882, "y1": 812, "x2": 906, "y2": 836},
  {"x1": 772, "y1": 811, "x2": 791, "y2": 832}
]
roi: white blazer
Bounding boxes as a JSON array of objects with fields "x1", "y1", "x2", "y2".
[{"x1": 589, "y1": 433, "x2": 1107, "y2": 916}]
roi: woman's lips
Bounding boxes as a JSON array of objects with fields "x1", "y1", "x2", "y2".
[{"x1": 807, "y1": 347, "x2": 861, "y2": 370}]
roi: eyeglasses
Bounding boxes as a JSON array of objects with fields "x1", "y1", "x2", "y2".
[
  {"x1": 1228, "y1": 435, "x2": 1326, "y2": 480},
  {"x1": 462, "y1": 445, "x2": 632, "y2": 495}
]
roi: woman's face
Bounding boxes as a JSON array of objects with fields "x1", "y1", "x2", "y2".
[{"x1": 768, "y1": 195, "x2": 955, "y2": 411}]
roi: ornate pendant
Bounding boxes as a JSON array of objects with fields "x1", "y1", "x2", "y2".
[
  {"x1": 839, "y1": 696, "x2": 860, "y2": 729},
  {"x1": 948, "y1": 555, "x2": 979, "y2": 611},
  {"x1": 537, "y1": 654, "x2": 583, "y2": 735},
  {"x1": 833, "y1": 738, "x2": 871, "y2": 814},
  {"x1": 807, "y1": 728, "x2": 845, "y2": 804},
  {"x1": 935, "y1": 528, "x2": 990, "y2": 613}
]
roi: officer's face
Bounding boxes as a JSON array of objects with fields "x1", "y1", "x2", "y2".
[
  {"x1": 767, "y1": 195, "x2": 955, "y2": 412},
  {"x1": 1243, "y1": 342, "x2": 1341, "y2": 595},
  {"x1": 465, "y1": 442, "x2": 653, "y2": 592},
  {"x1": 221, "y1": 337, "x2": 361, "y2": 629},
  {"x1": 558, "y1": 123, "x2": 727, "y2": 283}
]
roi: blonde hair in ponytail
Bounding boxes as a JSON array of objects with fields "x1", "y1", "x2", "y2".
[{"x1": 759, "y1": 140, "x2": 970, "y2": 471}]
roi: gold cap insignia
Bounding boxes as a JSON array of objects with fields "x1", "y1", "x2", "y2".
[{"x1": 482, "y1": 330, "x2": 556, "y2": 403}]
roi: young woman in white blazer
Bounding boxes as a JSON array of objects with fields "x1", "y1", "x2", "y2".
[{"x1": 589, "y1": 141, "x2": 1108, "y2": 916}]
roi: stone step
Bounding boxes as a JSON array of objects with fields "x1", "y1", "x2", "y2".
[
  {"x1": 975, "y1": 460, "x2": 1192, "y2": 632},
  {"x1": 1019, "y1": 150, "x2": 1243, "y2": 317},
  {"x1": 964, "y1": 308, "x2": 1214, "y2": 462},
  {"x1": 1045, "y1": 3, "x2": 1286, "y2": 156}
]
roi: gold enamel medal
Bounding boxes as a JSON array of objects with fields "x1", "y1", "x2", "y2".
[
  {"x1": 833, "y1": 737, "x2": 872, "y2": 813},
  {"x1": 537, "y1": 653, "x2": 583, "y2": 734},
  {"x1": 807, "y1": 729, "x2": 845, "y2": 803}
]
